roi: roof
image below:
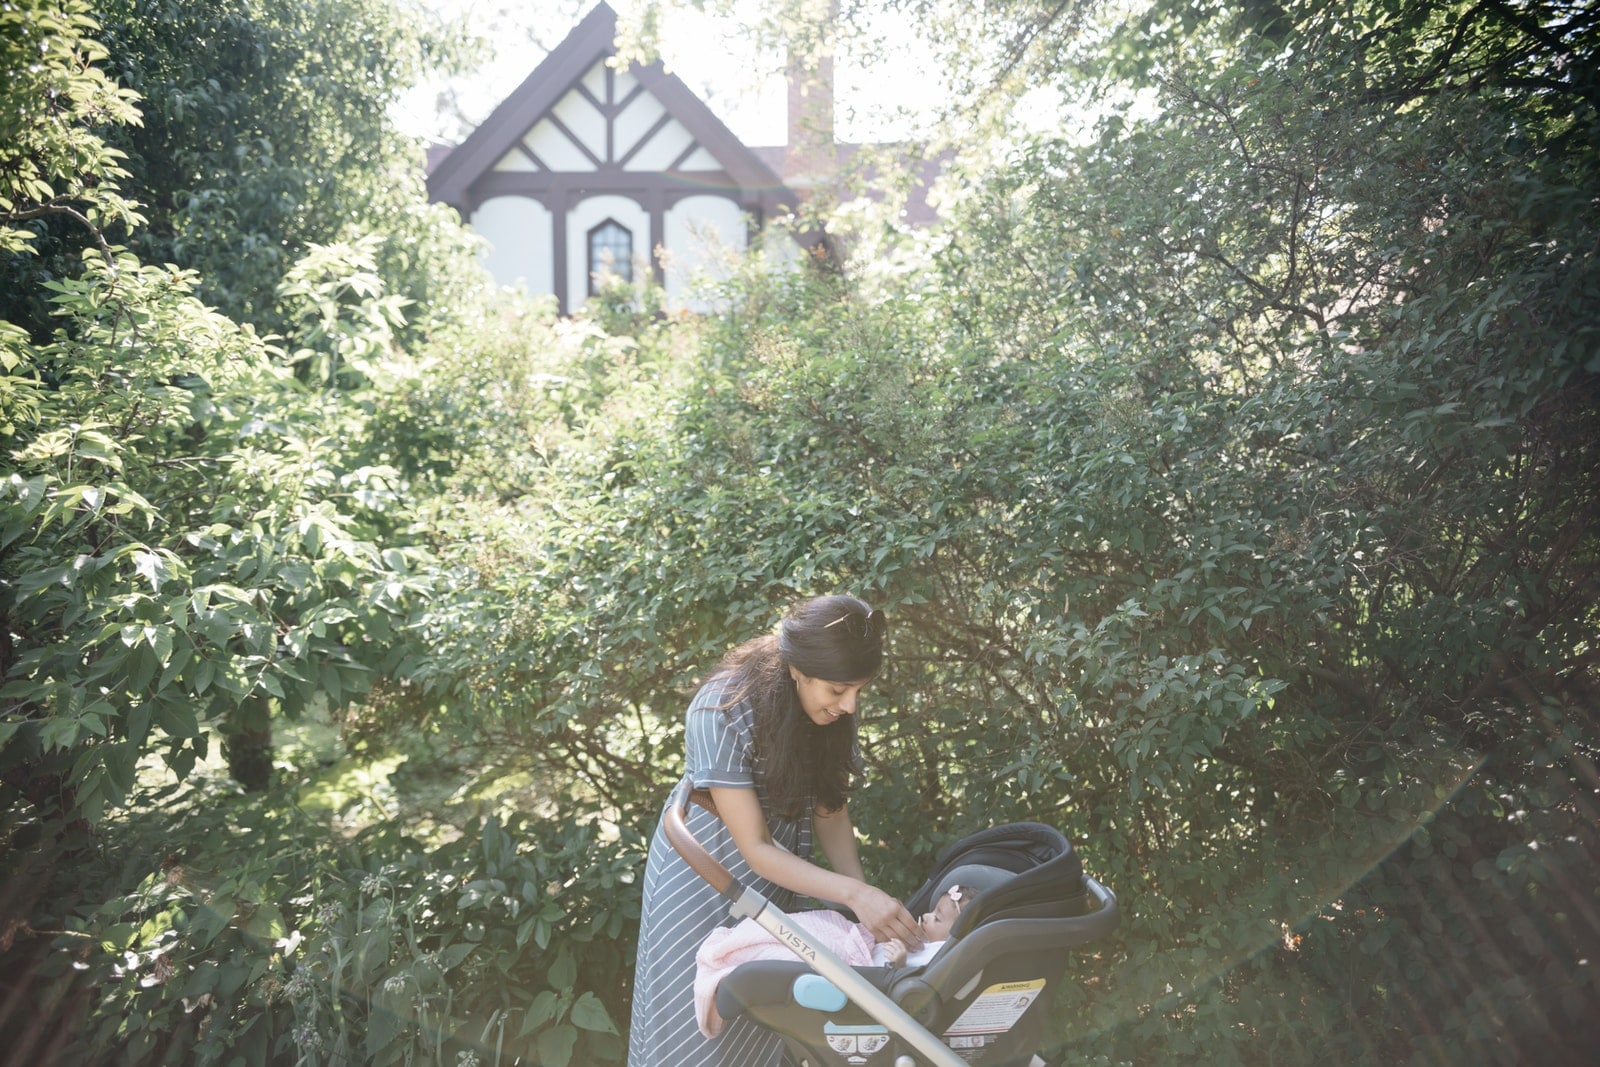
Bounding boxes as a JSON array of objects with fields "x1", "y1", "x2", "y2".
[{"x1": 425, "y1": 2, "x2": 793, "y2": 219}]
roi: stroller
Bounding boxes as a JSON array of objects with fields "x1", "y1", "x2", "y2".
[{"x1": 663, "y1": 777, "x2": 1119, "y2": 1067}]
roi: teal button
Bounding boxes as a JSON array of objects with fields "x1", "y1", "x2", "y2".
[{"x1": 793, "y1": 974, "x2": 849, "y2": 1012}]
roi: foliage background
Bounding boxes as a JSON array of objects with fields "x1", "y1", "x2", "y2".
[{"x1": 2, "y1": 0, "x2": 1597, "y2": 1065}]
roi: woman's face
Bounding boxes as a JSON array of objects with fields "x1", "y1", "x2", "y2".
[{"x1": 788, "y1": 667, "x2": 869, "y2": 727}]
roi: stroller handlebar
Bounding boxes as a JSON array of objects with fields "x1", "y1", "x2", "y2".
[{"x1": 1081, "y1": 875, "x2": 1120, "y2": 938}]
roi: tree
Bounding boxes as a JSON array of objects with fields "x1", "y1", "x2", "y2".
[
  {"x1": 877, "y1": 0, "x2": 1599, "y2": 1058},
  {"x1": 2, "y1": 0, "x2": 481, "y2": 345},
  {"x1": 0, "y1": 0, "x2": 143, "y2": 340},
  {"x1": 1, "y1": 0, "x2": 454, "y2": 821}
]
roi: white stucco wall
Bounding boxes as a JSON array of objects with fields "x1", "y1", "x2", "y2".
[
  {"x1": 471, "y1": 196, "x2": 554, "y2": 295},
  {"x1": 662, "y1": 196, "x2": 750, "y2": 312},
  {"x1": 467, "y1": 192, "x2": 769, "y2": 314}
]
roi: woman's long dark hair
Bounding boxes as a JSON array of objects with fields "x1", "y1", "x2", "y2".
[{"x1": 713, "y1": 595, "x2": 886, "y2": 819}]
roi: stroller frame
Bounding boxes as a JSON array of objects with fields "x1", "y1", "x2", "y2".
[{"x1": 661, "y1": 777, "x2": 1119, "y2": 1067}]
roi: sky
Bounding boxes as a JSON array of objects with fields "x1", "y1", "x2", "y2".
[{"x1": 390, "y1": 0, "x2": 950, "y2": 149}]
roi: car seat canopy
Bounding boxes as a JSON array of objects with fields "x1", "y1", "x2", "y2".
[
  {"x1": 915, "y1": 822, "x2": 1088, "y2": 942},
  {"x1": 933, "y1": 862, "x2": 1014, "y2": 900}
]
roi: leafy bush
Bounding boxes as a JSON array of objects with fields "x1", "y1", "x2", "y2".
[
  {"x1": 5, "y1": 1, "x2": 1597, "y2": 1064},
  {"x1": 7, "y1": 765, "x2": 642, "y2": 1067},
  {"x1": 1, "y1": 243, "x2": 445, "y2": 810},
  {"x1": 1, "y1": 6, "x2": 603, "y2": 1067},
  {"x1": 386, "y1": 9, "x2": 1597, "y2": 1064}
]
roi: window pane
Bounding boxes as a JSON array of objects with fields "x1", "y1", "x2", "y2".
[{"x1": 588, "y1": 219, "x2": 633, "y2": 292}]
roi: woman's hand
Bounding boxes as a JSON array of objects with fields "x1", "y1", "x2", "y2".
[
  {"x1": 849, "y1": 884, "x2": 923, "y2": 948},
  {"x1": 711, "y1": 787, "x2": 920, "y2": 946}
]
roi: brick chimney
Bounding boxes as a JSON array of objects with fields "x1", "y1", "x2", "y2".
[{"x1": 783, "y1": 0, "x2": 838, "y2": 197}]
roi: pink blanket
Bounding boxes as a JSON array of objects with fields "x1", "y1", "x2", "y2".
[{"x1": 693, "y1": 910, "x2": 877, "y2": 1037}]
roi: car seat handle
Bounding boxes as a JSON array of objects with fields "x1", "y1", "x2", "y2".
[{"x1": 663, "y1": 775, "x2": 742, "y2": 901}]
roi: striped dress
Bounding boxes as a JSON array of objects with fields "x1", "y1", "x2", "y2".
[{"x1": 628, "y1": 676, "x2": 813, "y2": 1066}]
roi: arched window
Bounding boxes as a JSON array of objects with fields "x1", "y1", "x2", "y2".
[{"x1": 587, "y1": 218, "x2": 633, "y2": 293}]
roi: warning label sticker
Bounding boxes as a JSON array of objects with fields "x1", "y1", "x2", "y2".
[
  {"x1": 942, "y1": 978, "x2": 1047, "y2": 1037},
  {"x1": 944, "y1": 1033, "x2": 997, "y2": 1063}
]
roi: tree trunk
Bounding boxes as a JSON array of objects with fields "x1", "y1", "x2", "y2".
[{"x1": 224, "y1": 696, "x2": 274, "y2": 792}]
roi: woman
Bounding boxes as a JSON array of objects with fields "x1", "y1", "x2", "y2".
[{"x1": 628, "y1": 594, "x2": 922, "y2": 1066}]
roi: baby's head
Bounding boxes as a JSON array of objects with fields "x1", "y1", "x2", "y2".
[{"x1": 918, "y1": 884, "x2": 978, "y2": 941}]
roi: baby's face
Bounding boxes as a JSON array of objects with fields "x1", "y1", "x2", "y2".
[{"x1": 918, "y1": 893, "x2": 964, "y2": 941}]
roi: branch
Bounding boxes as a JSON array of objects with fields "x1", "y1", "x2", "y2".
[
  {"x1": 993, "y1": 0, "x2": 1079, "y2": 89},
  {"x1": 2, "y1": 201, "x2": 114, "y2": 266},
  {"x1": 1483, "y1": 0, "x2": 1580, "y2": 63}
]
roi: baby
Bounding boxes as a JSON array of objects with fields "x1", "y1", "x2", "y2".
[
  {"x1": 873, "y1": 884, "x2": 973, "y2": 966},
  {"x1": 693, "y1": 885, "x2": 978, "y2": 1037}
]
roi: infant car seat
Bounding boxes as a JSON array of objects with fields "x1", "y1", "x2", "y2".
[{"x1": 664, "y1": 780, "x2": 1119, "y2": 1067}]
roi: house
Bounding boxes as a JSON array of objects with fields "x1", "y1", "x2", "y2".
[{"x1": 425, "y1": 2, "x2": 804, "y2": 315}]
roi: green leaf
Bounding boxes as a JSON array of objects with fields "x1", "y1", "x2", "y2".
[
  {"x1": 535, "y1": 1022, "x2": 577, "y2": 1067},
  {"x1": 182, "y1": 962, "x2": 220, "y2": 999},
  {"x1": 518, "y1": 991, "x2": 562, "y2": 1038},
  {"x1": 366, "y1": 1001, "x2": 403, "y2": 1057},
  {"x1": 38, "y1": 715, "x2": 79, "y2": 752},
  {"x1": 102, "y1": 741, "x2": 137, "y2": 796},
  {"x1": 133, "y1": 550, "x2": 168, "y2": 592},
  {"x1": 570, "y1": 991, "x2": 617, "y2": 1035},
  {"x1": 438, "y1": 942, "x2": 474, "y2": 970},
  {"x1": 547, "y1": 946, "x2": 577, "y2": 990},
  {"x1": 243, "y1": 902, "x2": 286, "y2": 943},
  {"x1": 125, "y1": 646, "x2": 157, "y2": 693}
]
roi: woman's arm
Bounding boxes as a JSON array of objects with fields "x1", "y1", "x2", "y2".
[
  {"x1": 710, "y1": 786, "x2": 922, "y2": 947},
  {"x1": 813, "y1": 801, "x2": 866, "y2": 882}
]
